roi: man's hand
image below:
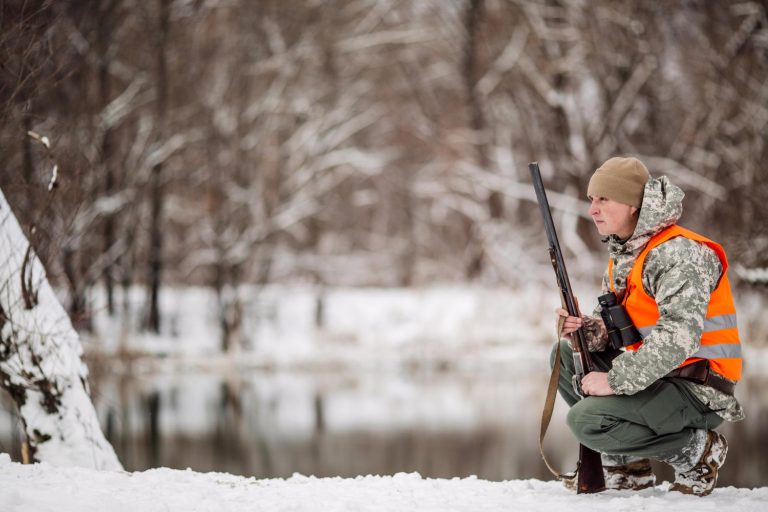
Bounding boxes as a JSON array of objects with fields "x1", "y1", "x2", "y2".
[
  {"x1": 581, "y1": 372, "x2": 614, "y2": 396},
  {"x1": 555, "y1": 307, "x2": 583, "y2": 339}
]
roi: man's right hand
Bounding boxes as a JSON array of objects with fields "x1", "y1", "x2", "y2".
[{"x1": 555, "y1": 307, "x2": 583, "y2": 339}]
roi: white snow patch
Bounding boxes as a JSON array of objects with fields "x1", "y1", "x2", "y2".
[{"x1": 0, "y1": 461, "x2": 766, "y2": 512}]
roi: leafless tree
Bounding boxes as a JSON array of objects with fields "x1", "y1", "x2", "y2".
[{"x1": 1, "y1": 0, "x2": 766, "y2": 311}]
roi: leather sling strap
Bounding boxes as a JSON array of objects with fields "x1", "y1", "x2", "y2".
[{"x1": 538, "y1": 295, "x2": 571, "y2": 481}]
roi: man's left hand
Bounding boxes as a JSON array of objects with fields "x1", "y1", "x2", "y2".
[{"x1": 581, "y1": 372, "x2": 615, "y2": 396}]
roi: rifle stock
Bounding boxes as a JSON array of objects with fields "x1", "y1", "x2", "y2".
[{"x1": 529, "y1": 161, "x2": 606, "y2": 494}]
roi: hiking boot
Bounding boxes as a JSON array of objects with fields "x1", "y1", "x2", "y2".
[
  {"x1": 669, "y1": 431, "x2": 728, "y2": 497},
  {"x1": 563, "y1": 459, "x2": 655, "y2": 491},
  {"x1": 604, "y1": 459, "x2": 655, "y2": 490}
]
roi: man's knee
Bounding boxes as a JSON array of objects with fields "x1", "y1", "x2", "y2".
[{"x1": 566, "y1": 398, "x2": 608, "y2": 445}]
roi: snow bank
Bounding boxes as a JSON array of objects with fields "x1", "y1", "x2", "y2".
[
  {"x1": 84, "y1": 283, "x2": 767, "y2": 370},
  {"x1": 83, "y1": 284, "x2": 582, "y2": 370},
  {"x1": 0, "y1": 454, "x2": 766, "y2": 512}
]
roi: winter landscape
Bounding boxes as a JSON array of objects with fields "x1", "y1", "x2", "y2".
[
  {"x1": 2, "y1": 1, "x2": 768, "y2": 511},
  {"x1": 2, "y1": 281, "x2": 767, "y2": 510}
]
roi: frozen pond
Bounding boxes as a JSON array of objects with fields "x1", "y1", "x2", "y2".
[{"x1": 3, "y1": 360, "x2": 762, "y2": 489}]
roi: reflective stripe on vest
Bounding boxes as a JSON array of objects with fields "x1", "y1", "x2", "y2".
[
  {"x1": 607, "y1": 225, "x2": 742, "y2": 382},
  {"x1": 636, "y1": 313, "x2": 739, "y2": 338}
]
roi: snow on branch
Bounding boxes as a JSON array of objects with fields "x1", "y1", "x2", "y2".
[
  {"x1": 335, "y1": 29, "x2": 437, "y2": 53},
  {"x1": 477, "y1": 28, "x2": 529, "y2": 97},
  {"x1": 607, "y1": 55, "x2": 657, "y2": 132},
  {"x1": 734, "y1": 264, "x2": 768, "y2": 285},
  {"x1": 100, "y1": 73, "x2": 150, "y2": 130},
  {"x1": 69, "y1": 191, "x2": 135, "y2": 240},
  {"x1": 455, "y1": 161, "x2": 592, "y2": 220},
  {"x1": 517, "y1": 54, "x2": 563, "y2": 108},
  {"x1": 144, "y1": 130, "x2": 204, "y2": 170},
  {"x1": 639, "y1": 156, "x2": 727, "y2": 200},
  {"x1": 27, "y1": 131, "x2": 58, "y2": 192}
]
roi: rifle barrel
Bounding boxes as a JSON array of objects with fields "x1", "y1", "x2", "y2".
[{"x1": 528, "y1": 162, "x2": 594, "y2": 372}]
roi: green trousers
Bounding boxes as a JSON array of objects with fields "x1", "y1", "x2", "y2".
[{"x1": 550, "y1": 340, "x2": 723, "y2": 462}]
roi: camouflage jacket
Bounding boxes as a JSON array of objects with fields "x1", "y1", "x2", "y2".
[{"x1": 583, "y1": 176, "x2": 744, "y2": 422}]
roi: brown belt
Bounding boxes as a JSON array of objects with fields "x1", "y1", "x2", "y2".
[{"x1": 665, "y1": 359, "x2": 735, "y2": 396}]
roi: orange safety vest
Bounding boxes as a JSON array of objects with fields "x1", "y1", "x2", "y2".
[{"x1": 607, "y1": 225, "x2": 742, "y2": 382}]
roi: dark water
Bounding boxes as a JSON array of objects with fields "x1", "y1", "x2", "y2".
[{"x1": 1, "y1": 363, "x2": 766, "y2": 488}]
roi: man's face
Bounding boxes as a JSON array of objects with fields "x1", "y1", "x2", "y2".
[{"x1": 588, "y1": 197, "x2": 639, "y2": 239}]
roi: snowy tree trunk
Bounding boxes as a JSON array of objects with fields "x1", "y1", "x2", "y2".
[{"x1": 0, "y1": 188, "x2": 122, "y2": 470}]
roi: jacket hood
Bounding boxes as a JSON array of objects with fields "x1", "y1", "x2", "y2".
[{"x1": 606, "y1": 176, "x2": 684, "y2": 256}]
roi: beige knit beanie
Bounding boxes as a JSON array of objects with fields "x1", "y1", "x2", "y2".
[{"x1": 587, "y1": 157, "x2": 651, "y2": 207}]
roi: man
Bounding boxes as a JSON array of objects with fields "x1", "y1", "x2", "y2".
[{"x1": 553, "y1": 156, "x2": 744, "y2": 496}]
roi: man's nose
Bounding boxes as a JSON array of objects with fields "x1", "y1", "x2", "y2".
[{"x1": 588, "y1": 199, "x2": 599, "y2": 216}]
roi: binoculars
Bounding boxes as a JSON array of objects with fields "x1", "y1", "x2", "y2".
[{"x1": 598, "y1": 292, "x2": 643, "y2": 350}]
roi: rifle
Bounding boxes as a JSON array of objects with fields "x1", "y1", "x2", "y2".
[{"x1": 529, "y1": 161, "x2": 606, "y2": 494}]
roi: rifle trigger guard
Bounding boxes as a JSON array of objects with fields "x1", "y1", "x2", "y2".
[{"x1": 572, "y1": 375, "x2": 585, "y2": 398}]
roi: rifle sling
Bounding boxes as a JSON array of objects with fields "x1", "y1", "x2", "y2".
[
  {"x1": 538, "y1": 323, "x2": 568, "y2": 481},
  {"x1": 538, "y1": 294, "x2": 606, "y2": 493}
]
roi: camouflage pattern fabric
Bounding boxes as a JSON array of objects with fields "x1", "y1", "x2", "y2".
[{"x1": 583, "y1": 176, "x2": 744, "y2": 422}]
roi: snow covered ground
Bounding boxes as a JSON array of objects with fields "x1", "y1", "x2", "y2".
[
  {"x1": 3, "y1": 284, "x2": 767, "y2": 509},
  {"x1": 1, "y1": 453, "x2": 767, "y2": 512}
]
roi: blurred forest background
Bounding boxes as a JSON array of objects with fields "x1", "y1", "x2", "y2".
[{"x1": 2, "y1": 0, "x2": 767, "y2": 335}]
